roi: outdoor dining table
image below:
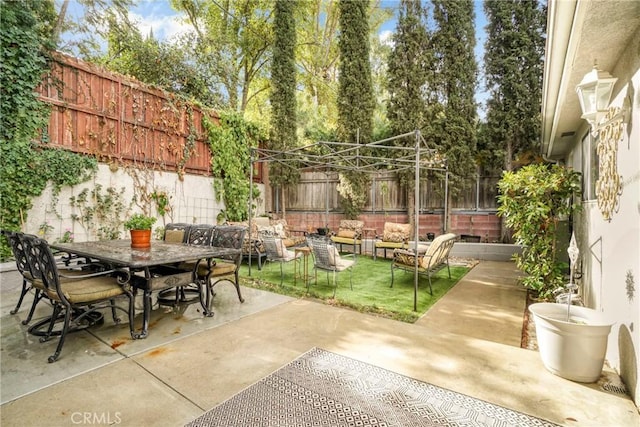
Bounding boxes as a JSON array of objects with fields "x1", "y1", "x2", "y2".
[{"x1": 50, "y1": 240, "x2": 240, "y2": 339}]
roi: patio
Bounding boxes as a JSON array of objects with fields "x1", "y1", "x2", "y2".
[{"x1": 1, "y1": 260, "x2": 638, "y2": 426}]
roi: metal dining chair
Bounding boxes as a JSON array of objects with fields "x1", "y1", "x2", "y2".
[
  {"x1": 260, "y1": 233, "x2": 303, "y2": 286},
  {"x1": 21, "y1": 235, "x2": 136, "y2": 363},
  {"x1": 3, "y1": 231, "x2": 45, "y2": 324},
  {"x1": 306, "y1": 236, "x2": 355, "y2": 298},
  {"x1": 157, "y1": 224, "x2": 214, "y2": 306},
  {"x1": 196, "y1": 225, "x2": 247, "y2": 317}
]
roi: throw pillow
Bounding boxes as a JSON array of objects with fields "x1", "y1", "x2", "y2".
[{"x1": 337, "y1": 229, "x2": 356, "y2": 239}]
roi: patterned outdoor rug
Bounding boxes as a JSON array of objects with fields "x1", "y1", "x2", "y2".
[{"x1": 186, "y1": 348, "x2": 558, "y2": 427}]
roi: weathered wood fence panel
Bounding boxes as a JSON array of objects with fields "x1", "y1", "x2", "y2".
[
  {"x1": 38, "y1": 53, "x2": 220, "y2": 178},
  {"x1": 281, "y1": 171, "x2": 499, "y2": 212}
]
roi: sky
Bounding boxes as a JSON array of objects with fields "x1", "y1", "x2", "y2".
[{"x1": 61, "y1": 0, "x2": 489, "y2": 114}]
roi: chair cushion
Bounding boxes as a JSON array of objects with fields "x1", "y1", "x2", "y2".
[
  {"x1": 165, "y1": 229, "x2": 186, "y2": 243},
  {"x1": 383, "y1": 222, "x2": 410, "y2": 242},
  {"x1": 337, "y1": 229, "x2": 356, "y2": 239},
  {"x1": 209, "y1": 262, "x2": 237, "y2": 276},
  {"x1": 327, "y1": 245, "x2": 340, "y2": 265},
  {"x1": 421, "y1": 233, "x2": 456, "y2": 269},
  {"x1": 375, "y1": 241, "x2": 406, "y2": 249},
  {"x1": 334, "y1": 257, "x2": 355, "y2": 271},
  {"x1": 51, "y1": 276, "x2": 125, "y2": 303}
]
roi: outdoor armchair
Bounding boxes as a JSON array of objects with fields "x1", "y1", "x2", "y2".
[
  {"x1": 22, "y1": 235, "x2": 135, "y2": 363},
  {"x1": 374, "y1": 222, "x2": 411, "y2": 260},
  {"x1": 260, "y1": 233, "x2": 303, "y2": 285},
  {"x1": 391, "y1": 233, "x2": 456, "y2": 295},
  {"x1": 197, "y1": 225, "x2": 247, "y2": 316},
  {"x1": 227, "y1": 220, "x2": 267, "y2": 270},
  {"x1": 4, "y1": 231, "x2": 44, "y2": 325},
  {"x1": 330, "y1": 220, "x2": 364, "y2": 255},
  {"x1": 306, "y1": 236, "x2": 355, "y2": 298}
]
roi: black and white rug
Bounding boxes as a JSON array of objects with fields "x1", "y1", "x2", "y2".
[{"x1": 187, "y1": 348, "x2": 558, "y2": 427}]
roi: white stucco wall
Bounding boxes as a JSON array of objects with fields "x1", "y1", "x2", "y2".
[
  {"x1": 26, "y1": 164, "x2": 265, "y2": 243},
  {"x1": 570, "y1": 67, "x2": 639, "y2": 403}
]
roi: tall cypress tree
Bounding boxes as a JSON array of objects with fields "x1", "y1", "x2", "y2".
[
  {"x1": 429, "y1": 0, "x2": 478, "y2": 183},
  {"x1": 386, "y1": 0, "x2": 431, "y2": 231},
  {"x1": 336, "y1": 0, "x2": 374, "y2": 218},
  {"x1": 337, "y1": 0, "x2": 374, "y2": 145},
  {"x1": 483, "y1": 0, "x2": 546, "y2": 172},
  {"x1": 387, "y1": 0, "x2": 430, "y2": 136},
  {"x1": 269, "y1": 0, "x2": 299, "y2": 215}
]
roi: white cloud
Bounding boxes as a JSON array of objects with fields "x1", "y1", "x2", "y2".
[
  {"x1": 379, "y1": 30, "x2": 394, "y2": 46},
  {"x1": 129, "y1": 2, "x2": 193, "y2": 42}
]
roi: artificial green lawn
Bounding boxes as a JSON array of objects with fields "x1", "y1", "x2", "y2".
[{"x1": 239, "y1": 254, "x2": 470, "y2": 323}]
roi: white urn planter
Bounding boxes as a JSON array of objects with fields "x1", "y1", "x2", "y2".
[{"x1": 529, "y1": 302, "x2": 614, "y2": 383}]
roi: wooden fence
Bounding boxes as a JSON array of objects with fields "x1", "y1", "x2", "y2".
[
  {"x1": 281, "y1": 171, "x2": 499, "y2": 213},
  {"x1": 38, "y1": 52, "x2": 496, "y2": 212},
  {"x1": 38, "y1": 52, "x2": 218, "y2": 178}
]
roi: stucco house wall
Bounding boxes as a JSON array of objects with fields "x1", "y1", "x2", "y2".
[{"x1": 544, "y1": 1, "x2": 639, "y2": 406}]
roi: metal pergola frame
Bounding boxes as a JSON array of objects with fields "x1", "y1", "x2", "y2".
[{"x1": 247, "y1": 130, "x2": 449, "y2": 311}]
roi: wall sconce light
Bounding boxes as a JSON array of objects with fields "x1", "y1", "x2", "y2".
[{"x1": 575, "y1": 65, "x2": 618, "y2": 129}]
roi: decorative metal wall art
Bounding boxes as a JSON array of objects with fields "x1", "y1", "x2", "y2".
[{"x1": 595, "y1": 107, "x2": 625, "y2": 221}]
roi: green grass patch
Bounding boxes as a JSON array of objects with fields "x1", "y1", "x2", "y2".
[{"x1": 239, "y1": 254, "x2": 470, "y2": 323}]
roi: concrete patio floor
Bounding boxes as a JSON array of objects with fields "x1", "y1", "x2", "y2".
[{"x1": 1, "y1": 260, "x2": 638, "y2": 426}]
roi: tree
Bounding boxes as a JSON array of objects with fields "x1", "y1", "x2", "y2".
[
  {"x1": 102, "y1": 22, "x2": 217, "y2": 106},
  {"x1": 429, "y1": 0, "x2": 478, "y2": 182},
  {"x1": 336, "y1": 0, "x2": 374, "y2": 218},
  {"x1": 269, "y1": 0, "x2": 299, "y2": 217},
  {"x1": 482, "y1": 0, "x2": 546, "y2": 172},
  {"x1": 171, "y1": 0, "x2": 273, "y2": 115},
  {"x1": 386, "y1": 0, "x2": 432, "y2": 231},
  {"x1": 52, "y1": 0, "x2": 135, "y2": 59}
]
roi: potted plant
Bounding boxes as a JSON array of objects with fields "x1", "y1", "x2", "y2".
[
  {"x1": 497, "y1": 163, "x2": 581, "y2": 300},
  {"x1": 498, "y1": 164, "x2": 613, "y2": 383},
  {"x1": 124, "y1": 213, "x2": 157, "y2": 249}
]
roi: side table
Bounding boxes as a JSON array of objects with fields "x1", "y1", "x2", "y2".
[
  {"x1": 294, "y1": 246, "x2": 313, "y2": 287},
  {"x1": 361, "y1": 227, "x2": 376, "y2": 256}
]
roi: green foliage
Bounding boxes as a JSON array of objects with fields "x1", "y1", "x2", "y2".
[
  {"x1": 337, "y1": 0, "x2": 374, "y2": 146},
  {"x1": 0, "y1": 1, "x2": 96, "y2": 259},
  {"x1": 429, "y1": 0, "x2": 478, "y2": 183},
  {"x1": 124, "y1": 213, "x2": 157, "y2": 230},
  {"x1": 386, "y1": 0, "x2": 431, "y2": 137},
  {"x1": 170, "y1": 0, "x2": 273, "y2": 113},
  {"x1": 336, "y1": 0, "x2": 374, "y2": 217},
  {"x1": 482, "y1": 0, "x2": 546, "y2": 171},
  {"x1": 269, "y1": 0, "x2": 299, "y2": 189},
  {"x1": 70, "y1": 185, "x2": 131, "y2": 240},
  {"x1": 151, "y1": 190, "x2": 173, "y2": 222},
  {"x1": 497, "y1": 163, "x2": 581, "y2": 298},
  {"x1": 205, "y1": 112, "x2": 264, "y2": 222}
]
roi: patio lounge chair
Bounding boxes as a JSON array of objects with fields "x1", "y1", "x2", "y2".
[
  {"x1": 306, "y1": 236, "x2": 355, "y2": 298},
  {"x1": 391, "y1": 233, "x2": 457, "y2": 295},
  {"x1": 330, "y1": 220, "x2": 364, "y2": 255},
  {"x1": 374, "y1": 222, "x2": 411, "y2": 260}
]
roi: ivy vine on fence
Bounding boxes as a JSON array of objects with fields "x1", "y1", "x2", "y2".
[
  {"x1": 204, "y1": 112, "x2": 263, "y2": 222},
  {"x1": 0, "y1": 3, "x2": 97, "y2": 260}
]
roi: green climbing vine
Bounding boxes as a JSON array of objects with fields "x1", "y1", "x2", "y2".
[
  {"x1": 204, "y1": 112, "x2": 263, "y2": 222},
  {"x1": 0, "y1": 2, "x2": 97, "y2": 260},
  {"x1": 69, "y1": 184, "x2": 131, "y2": 241}
]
